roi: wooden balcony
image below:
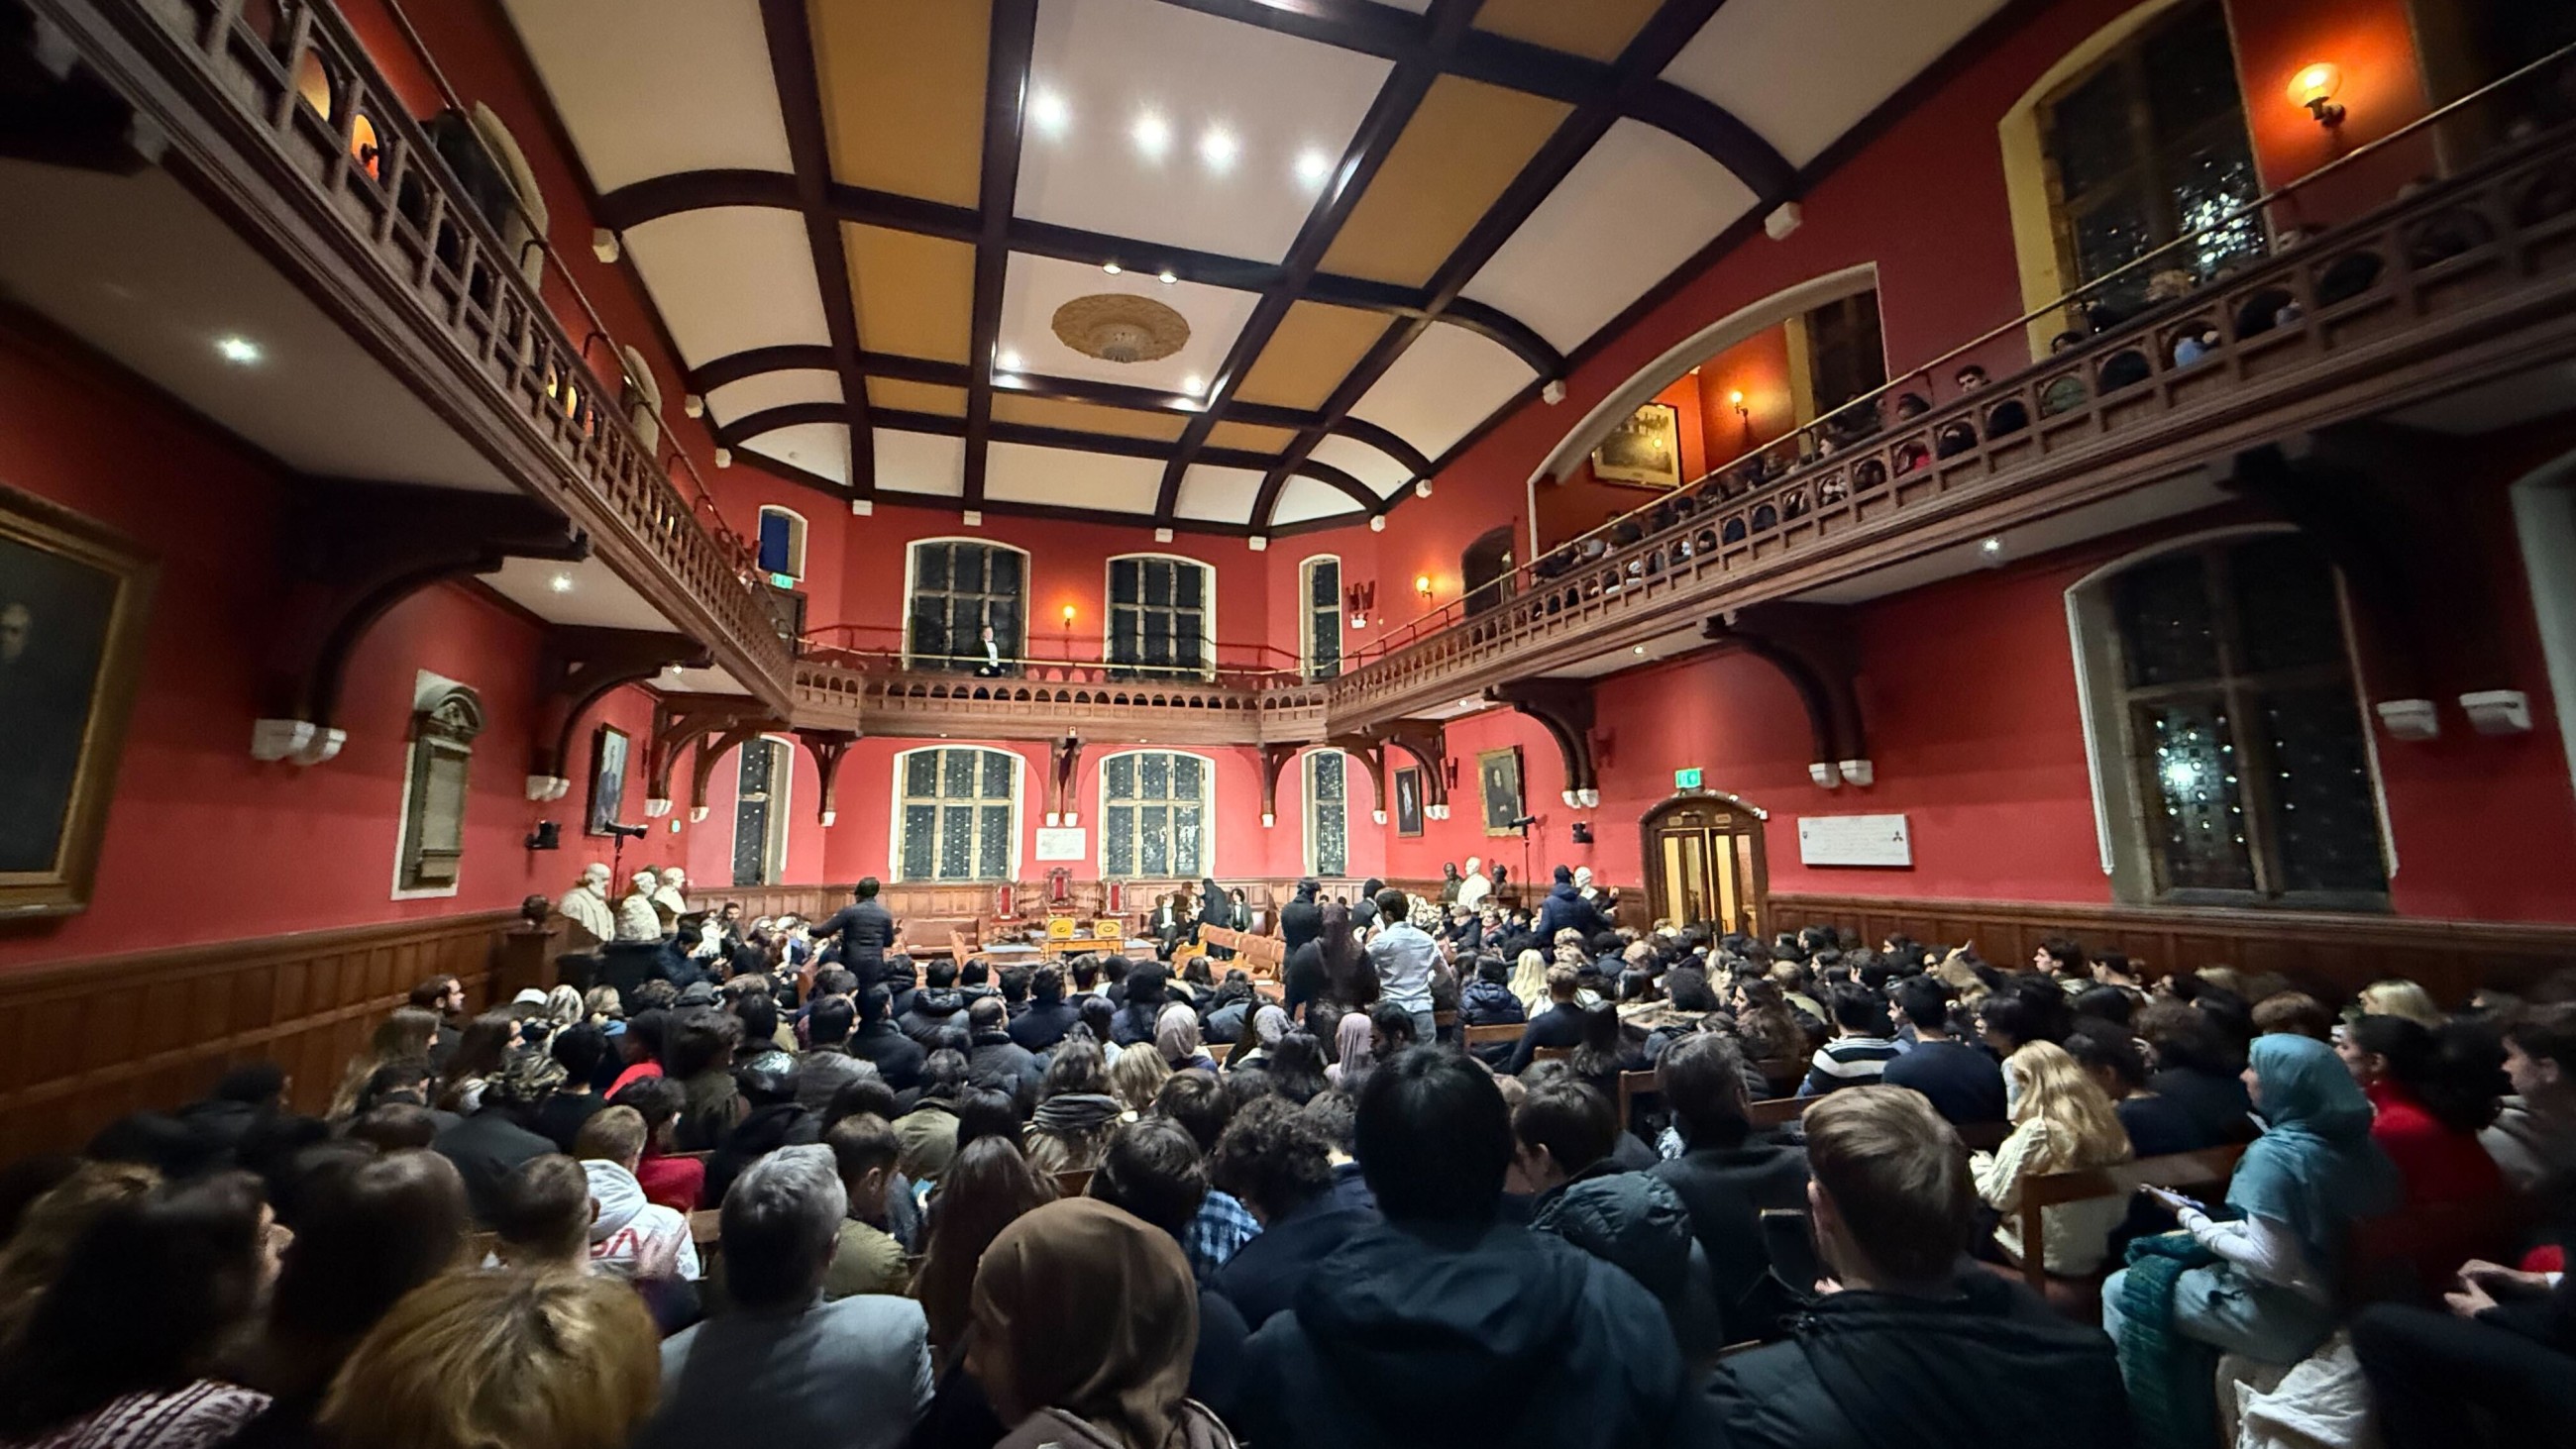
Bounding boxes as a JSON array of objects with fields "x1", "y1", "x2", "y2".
[
  {"x1": 20, "y1": 0, "x2": 796, "y2": 707},
  {"x1": 790, "y1": 650, "x2": 1331, "y2": 747},
  {"x1": 1325, "y1": 125, "x2": 2576, "y2": 731}
]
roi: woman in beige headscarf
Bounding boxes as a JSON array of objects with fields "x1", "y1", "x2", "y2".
[{"x1": 968, "y1": 1197, "x2": 1234, "y2": 1449}]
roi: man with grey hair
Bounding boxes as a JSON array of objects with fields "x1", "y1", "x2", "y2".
[{"x1": 640, "y1": 1146, "x2": 933, "y2": 1449}]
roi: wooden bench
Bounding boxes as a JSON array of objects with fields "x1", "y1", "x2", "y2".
[
  {"x1": 1433, "y1": 1010, "x2": 1458, "y2": 1030},
  {"x1": 1529, "y1": 1046, "x2": 1573, "y2": 1066},
  {"x1": 1617, "y1": 1069, "x2": 1659, "y2": 1132},
  {"x1": 1747, "y1": 1096, "x2": 1805, "y2": 1128},
  {"x1": 1462, "y1": 1023, "x2": 1523, "y2": 1049},
  {"x1": 2014, "y1": 1145, "x2": 2247, "y2": 1294},
  {"x1": 689, "y1": 1208, "x2": 721, "y2": 1246},
  {"x1": 1753, "y1": 1057, "x2": 1806, "y2": 1097}
]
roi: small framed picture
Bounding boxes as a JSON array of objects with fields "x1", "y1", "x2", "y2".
[
  {"x1": 587, "y1": 724, "x2": 630, "y2": 835},
  {"x1": 1591, "y1": 400, "x2": 1683, "y2": 488},
  {"x1": 1393, "y1": 765, "x2": 1424, "y2": 838}
]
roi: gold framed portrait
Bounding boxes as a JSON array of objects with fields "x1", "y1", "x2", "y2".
[{"x1": 1590, "y1": 401, "x2": 1683, "y2": 488}]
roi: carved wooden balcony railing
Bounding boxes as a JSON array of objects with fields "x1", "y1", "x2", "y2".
[
  {"x1": 1324, "y1": 126, "x2": 2576, "y2": 730},
  {"x1": 26, "y1": 0, "x2": 796, "y2": 705},
  {"x1": 791, "y1": 650, "x2": 1332, "y2": 746}
]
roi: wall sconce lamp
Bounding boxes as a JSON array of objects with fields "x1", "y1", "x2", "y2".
[
  {"x1": 1414, "y1": 573, "x2": 1434, "y2": 603},
  {"x1": 2289, "y1": 63, "x2": 2344, "y2": 128},
  {"x1": 1060, "y1": 603, "x2": 1077, "y2": 627},
  {"x1": 1727, "y1": 388, "x2": 1749, "y2": 424}
]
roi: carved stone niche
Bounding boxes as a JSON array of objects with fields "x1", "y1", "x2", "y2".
[{"x1": 397, "y1": 675, "x2": 485, "y2": 894}]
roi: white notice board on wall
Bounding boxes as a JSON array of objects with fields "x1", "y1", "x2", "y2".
[
  {"x1": 1034, "y1": 827, "x2": 1087, "y2": 862},
  {"x1": 1796, "y1": 813, "x2": 1913, "y2": 868}
]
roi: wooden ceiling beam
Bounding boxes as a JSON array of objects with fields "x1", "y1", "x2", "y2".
[
  {"x1": 1252, "y1": 0, "x2": 1745, "y2": 531},
  {"x1": 962, "y1": 0, "x2": 1044, "y2": 515},
  {"x1": 1150, "y1": 0, "x2": 1489, "y2": 529},
  {"x1": 757, "y1": 0, "x2": 876, "y2": 495}
]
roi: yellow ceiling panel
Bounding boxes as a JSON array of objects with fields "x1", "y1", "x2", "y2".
[
  {"x1": 809, "y1": 0, "x2": 989, "y2": 208},
  {"x1": 1319, "y1": 76, "x2": 1571, "y2": 287},
  {"x1": 869, "y1": 378, "x2": 967, "y2": 417},
  {"x1": 844, "y1": 223, "x2": 977, "y2": 363},
  {"x1": 1233, "y1": 301, "x2": 1390, "y2": 411},
  {"x1": 1205, "y1": 421, "x2": 1298, "y2": 453},
  {"x1": 991, "y1": 395, "x2": 1190, "y2": 441},
  {"x1": 1472, "y1": 0, "x2": 1664, "y2": 62}
]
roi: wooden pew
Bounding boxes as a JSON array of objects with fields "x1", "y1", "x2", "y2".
[
  {"x1": 1753, "y1": 1057, "x2": 1806, "y2": 1097},
  {"x1": 2014, "y1": 1145, "x2": 2248, "y2": 1293},
  {"x1": 1463, "y1": 1023, "x2": 1523, "y2": 1050},
  {"x1": 1747, "y1": 1096, "x2": 1806, "y2": 1128}
]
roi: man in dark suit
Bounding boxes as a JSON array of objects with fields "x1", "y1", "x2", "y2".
[{"x1": 816, "y1": 878, "x2": 898, "y2": 988}]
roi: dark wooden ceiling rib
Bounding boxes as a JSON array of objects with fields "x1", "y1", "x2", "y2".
[
  {"x1": 740, "y1": 447, "x2": 1356, "y2": 538},
  {"x1": 691, "y1": 344, "x2": 839, "y2": 393},
  {"x1": 1251, "y1": 0, "x2": 1744, "y2": 529},
  {"x1": 1148, "y1": 0, "x2": 1489, "y2": 529},
  {"x1": 962, "y1": 0, "x2": 1044, "y2": 513},
  {"x1": 757, "y1": 0, "x2": 875, "y2": 495}
]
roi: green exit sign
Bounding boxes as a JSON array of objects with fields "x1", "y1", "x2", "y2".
[{"x1": 1675, "y1": 768, "x2": 1702, "y2": 789}]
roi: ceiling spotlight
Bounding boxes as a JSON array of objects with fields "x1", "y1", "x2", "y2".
[
  {"x1": 550, "y1": 572, "x2": 575, "y2": 593},
  {"x1": 1157, "y1": 269, "x2": 1178, "y2": 285},
  {"x1": 214, "y1": 335, "x2": 263, "y2": 364},
  {"x1": 998, "y1": 349, "x2": 1023, "y2": 372},
  {"x1": 1199, "y1": 127, "x2": 1238, "y2": 170},
  {"x1": 1102, "y1": 260, "x2": 1123, "y2": 276},
  {"x1": 1131, "y1": 111, "x2": 1170, "y2": 157},
  {"x1": 1180, "y1": 374, "x2": 1205, "y2": 395},
  {"x1": 1979, "y1": 536, "x2": 2004, "y2": 557},
  {"x1": 1029, "y1": 88, "x2": 1069, "y2": 136},
  {"x1": 1294, "y1": 149, "x2": 1333, "y2": 185},
  {"x1": 1633, "y1": 645, "x2": 1647, "y2": 656}
]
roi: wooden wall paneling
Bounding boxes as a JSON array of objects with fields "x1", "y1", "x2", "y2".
[
  {"x1": 0, "y1": 910, "x2": 515, "y2": 1161},
  {"x1": 1771, "y1": 892, "x2": 2576, "y2": 1006}
]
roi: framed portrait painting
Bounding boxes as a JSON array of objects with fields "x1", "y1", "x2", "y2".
[
  {"x1": 0, "y1": 482, "x2": 158, "y2": 917},
  {"x1": 1393, "y1": 765, "x2": 1424, "y2": 838},
  {"x1": 1591, "y1": 400, "x2": 1683, "y2": 488},
  {"x1": 586, "y1": 724, "x2": 630, "y2": 835},
  {"x1": 1478, "y1": 746, "x2": 1525, "y2": 838}
]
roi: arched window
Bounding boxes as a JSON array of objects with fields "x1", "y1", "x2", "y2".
[
  {"x1": 893, "y1": 746, "x2": 1020, "y2": 882},
  {"x1": 1301, "y1": 556, "x2": 1342, "y2": 681},
  {"x1": 1100, "y1": 750, "x2": 1211, "y2": 878},
  {"x1": 757, "y1": 506, "x2": 807, "y2": 583},
  {"x1": 1305, "y1": 749, "x2": 1347, "y2": 878},
  {"x1": 907, "y1": 540, "x2": 1025, "y2": 673},
  {"x1": 1106, "y1": 555, "x2": 1214, "y2": 679},
  {"x1": 2070, "y1": 530, "x2": 2389, "y2": 907},
  {"x1": 2036, "y1": 0, "x2": 2259, "y2": 319}
]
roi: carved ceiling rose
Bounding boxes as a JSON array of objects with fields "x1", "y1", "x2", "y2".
[{"x1": 1050, "y1": 293, "x2": 1190, "y2": 363}]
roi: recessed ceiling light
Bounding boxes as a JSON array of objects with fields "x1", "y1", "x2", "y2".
[
  {"x1": 1633, "y1": 645, "x2": 1647, "y2": 655},
  {"x1": 1157, "y1": 269, "x2": 1177, "y2": 285},
  {"x1": 1102, "y1": 261, "x2": 1123, "y2": 276},
  {"x1": 1294, "y1": 149, "x2": 1333, "y2": 185},
  {"x1": 214, "y1": 335, "x2": 263, "y2": 364},
  {"x1": 1980, "y1": 536, "x2": 2005, "y2": 556},
  {"x1": 1180, "y1": 374, "x2": 1205, "y2": 395},
  {"x1": 1029, "y1": 88, "x2": 1069, "y2": 136},
  {"x1": 550, "y1": 573, "x2": 575, "y2": 593},
  {"x1": 1131, "y1": 111, "x2": 1170, "y2": 157},
  {"x1": 1199, "y1": 127, "x2": 1238, "y2": 170},
  {"x1": 998, "y1": 349, "x2": 1023, "y2": 372}
]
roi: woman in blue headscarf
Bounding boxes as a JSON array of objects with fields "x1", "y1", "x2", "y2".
[{"x1": 2103, "y1": 1032, "x2": 2401, "y2": 1366}]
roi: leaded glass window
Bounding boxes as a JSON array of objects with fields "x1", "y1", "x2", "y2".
[
  {"x1": 896, "y1": 747, "x2": 1017, "y2": 882},
  {"x1": 1108, "y1": 557, "x2": 1212, "y2": 679},
  {"x1": 1102, "y1": 751, "x2": 1208, "y2": 878},
  {"x1": 2105, "y1": 534, "x2": 2385, "y2": 907},
  {"x1": 2041, "y1": 0, "x2": 2261, "y2": 320},
  {"x1": 908, "y1": 542, "x2": 1025, "y2": 673},
  {"x1": 1302, "y1": 557, "x2": 1342, "y2": 681},
  {"x1": 1306, "y1": 750, "x2": 1347, "y2": 878}
]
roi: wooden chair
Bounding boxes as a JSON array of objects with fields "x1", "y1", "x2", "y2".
[
  {"x1": 1530, "y1": 1046, "x2": 1574, "y2": 1066},
  {"x1": 1747, "y1": 1096, "x2": 1805, "y2": 1128},
  {"x1": 1053, "y1": 1169, "x2": 1094, "y2": 1199},
  {"x1": 688, "y1": 1208, "x2": 721, "y2": 1246},
  {"x1": 1462, "y1": 1023, "x2": 1523, "y2": 1049},
  {"x1": 1753, "y1": 1057, "x2": 1806, "y2": 1096},
  {"x1": 1617, "y1": 1069, "x2": 1660, "y2": 1132},
  {"x1": 2014, "y1": 1145, "x2": 2248, "y2": 1294},
  {"x1": 1433, "y1": 1010, "x2": 1458, "y2": 1030}
]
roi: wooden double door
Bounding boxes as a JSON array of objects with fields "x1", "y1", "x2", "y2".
[{"x1": 1641, "y1": 792, "x2": 1769, "y2": 938}]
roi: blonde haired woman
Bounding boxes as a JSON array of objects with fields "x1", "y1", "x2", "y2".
[
  {"x1": 2358, "y1": 979, "x2": 2444, "y2": 1029},
  {"x1": 1974, "y1": 1041, "x2": 2134, "y2": 1276},
  {"x1": 1107, "y1": 1043, "x2": 1171, "y2": 1118},
  {"x1": 328, "y1": 1007, "x2": 443, "y2": 1120},
  {"x1": 1509, "y1": 949, "x2": 1551, "y2": 1012},
  {"x1": 318, "y1": 1271, "x2": 659, "y2": 1449}
]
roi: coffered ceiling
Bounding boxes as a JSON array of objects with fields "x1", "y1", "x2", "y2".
[{"x1": 500, "y1": 0, "x2": 2007, "y2": 533}]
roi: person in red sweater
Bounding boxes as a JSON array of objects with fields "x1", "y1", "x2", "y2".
[
  {"x1": 2341, "y1": 1013, "x2": 2507, "y2": 1206},
  {"x1": 607, "y1": 1075, "x2": 704, "y2": 1213}
]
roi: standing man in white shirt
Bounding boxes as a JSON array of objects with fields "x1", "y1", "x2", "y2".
[{"x1": 1364, "y1": 886, "x2": 1446, "y2": 1046}]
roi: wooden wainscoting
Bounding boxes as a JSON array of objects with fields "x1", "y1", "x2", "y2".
[
  {"x1": 1770, "y1": 893, "x2": 2576, "y2": 1005},
  {"x1": 0, "y1": 910, "x2": 519, "y2": 1161}
]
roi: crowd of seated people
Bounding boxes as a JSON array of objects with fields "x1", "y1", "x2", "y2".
[{"x1": 4, "y1": 862, "x2": 2576, "y2": 1449}]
